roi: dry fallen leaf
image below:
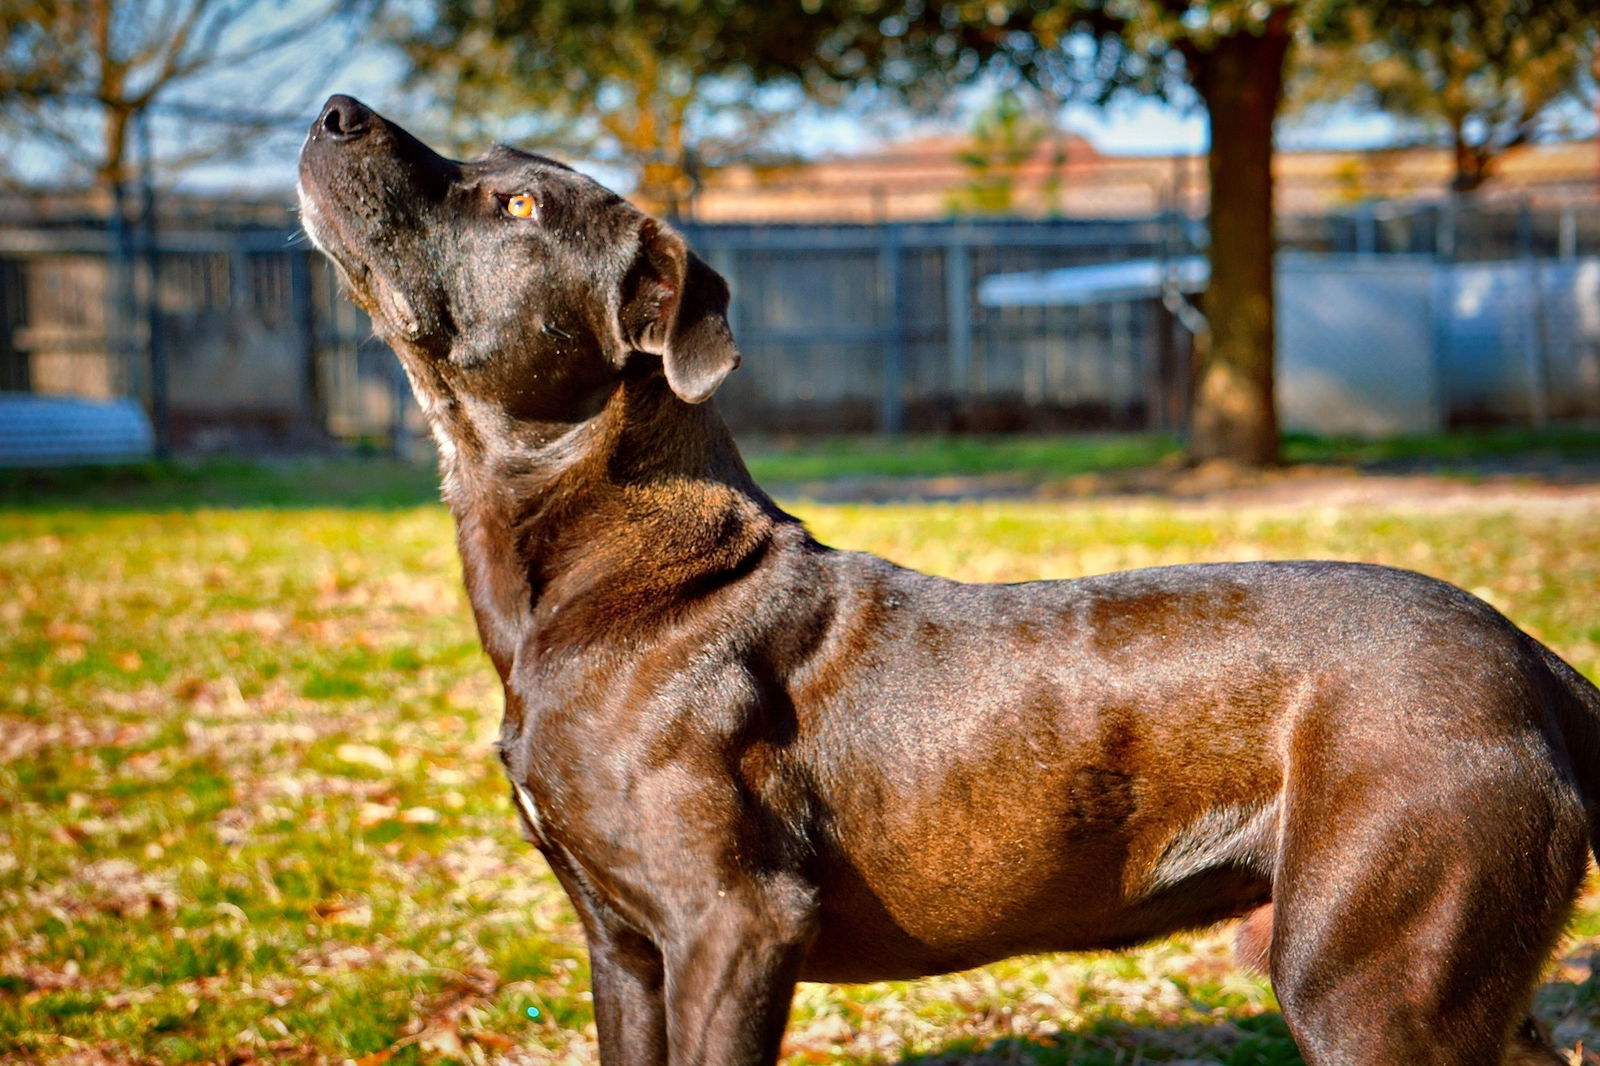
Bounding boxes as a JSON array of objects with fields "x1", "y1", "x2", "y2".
[
  {"x1": 337, "y1": 744, "x2": 396, "y2": 774},
  {"x1": 349, "y1": 1049, "x2": 395, "y2": 1066}
]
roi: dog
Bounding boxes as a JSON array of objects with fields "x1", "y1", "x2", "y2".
[{"x1": 298, "y1": 94, "x2": 1600, "y2": 1065}]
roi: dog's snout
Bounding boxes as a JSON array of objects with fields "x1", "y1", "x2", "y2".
[{"x1": 315, "y1": 95, "x2": 372, "y2": 141}]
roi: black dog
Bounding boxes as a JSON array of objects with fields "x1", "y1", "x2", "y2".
[{"x1": 299, "y1": 95, "x2": 1600, "y2": 1065}]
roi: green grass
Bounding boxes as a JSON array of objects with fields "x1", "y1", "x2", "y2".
[
  {"x1": 741, "y1": 426, "x2": 1600, "y2": 484},
  {"x1": 1281, "y1": 424, "x2": 1600, "y2": 467},
  {"x1": 2, "y1": 447, "x2": 1599, "y2": 1064},
  {"x1": 3, "y1": 426, "x2": 1596, "y2": 513},
  {"x1": 0, "y1": 457, "x2": 441, "y2": 512},
  {"x1": 742, "y1": 433, "x2": 1182, "y2": 483}
]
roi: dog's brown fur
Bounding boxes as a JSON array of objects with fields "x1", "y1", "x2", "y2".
[{"x1": 299, "y1": 95, "x2": 1598, "y2": 1065}]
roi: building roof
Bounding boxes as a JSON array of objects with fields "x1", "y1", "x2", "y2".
[{"x1": 690, "y1": 133, "x2": 1600, "y2": 223}]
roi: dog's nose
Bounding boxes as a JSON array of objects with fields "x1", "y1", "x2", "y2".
[{"x1": 314, "y1": 95, "x2": 372, "y2": 141}]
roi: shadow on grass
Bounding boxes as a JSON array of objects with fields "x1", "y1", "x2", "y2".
[
  {"x1": 888, "y1": 1012, "x2": 1304, "y2": 1066},
  {"x1": 1282, "y1": 426, "x2": 1600, "y2": 478},
  {"x1": 883, "y1": 968, "x2": 1600, "y2": 1066}
]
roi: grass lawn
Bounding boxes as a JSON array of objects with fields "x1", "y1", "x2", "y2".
[
  {"x1": 739, "y1": 426, "x2": 1600, "y2": 484},
  {"x1": 2, "y1": 443, "x2": 1599, "y2": 1065}
]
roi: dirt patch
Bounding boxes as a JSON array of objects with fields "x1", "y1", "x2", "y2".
[{"x1": 775, "y1": 459, "x2": 1600, "y2": 513}]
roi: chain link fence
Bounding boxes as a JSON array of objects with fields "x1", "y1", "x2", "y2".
[{"x1": 0, "y1": 193, "x2": 1596, "y2": 461}]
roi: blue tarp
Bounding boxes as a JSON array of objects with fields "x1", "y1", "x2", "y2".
[
  {"x1": 978, "y1": 256, "x2": 1210, "y2": 308},
  {"x1": 0, "y1": 393, "x2": 155, "y2": 467}
]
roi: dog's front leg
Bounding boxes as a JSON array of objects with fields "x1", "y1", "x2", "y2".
[
  {"x1": 588, "y1": 923, "x2": 668, "y2": 1066},
  {"x1": 550, "y1": 862, "x2": 669, "y2": 1065},
  {"x1": 661, "y1": 887, "x2": 817, "y2": 1065}
]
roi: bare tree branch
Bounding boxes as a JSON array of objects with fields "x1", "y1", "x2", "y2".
[{"x1": 0, "y1": 0, "x2": 379, "y2": 201}]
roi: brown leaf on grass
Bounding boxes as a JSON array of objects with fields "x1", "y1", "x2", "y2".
[
  {"x1": 438, "y1": 967, "x2": 500, "y2": 1003},
  {"x1": 409, "y1": 968, "x2": 502, "y2": 1058},
  {"x1": 0, "y1": 719, "x2": 153, "y2": 764},
  {"x1": 48, "y1": 1046, "x2": 157, "y2": 1066},
  {"x1": 468, "y1": 1030, "x2": 516, "y2": 1050},
  {"x1": 417, "y1": 1026, "x2": 467, "y2": 1058},
  {"x1": 350, "y1": 971, "x2": 505, "y2": 1066},
  {"x1": 358, "y1": 802, "x2": 399, "y2": 828},
  {"x1": 101, "y1": 985, "x2": 164, "y2": 1010},
  {"x1": 44, "y1": 620, "x2": 93, "y2": 643},
  {"x1": 172, "y1": 676, "x2": 212, "y2": 703},
  {"x1": 50, "y1": 823, "x2": 89, "y2": 846},
  {"x1": 310, "y1": 897, "x2": 373, "y2": 928},
  {"x1": 220, "y1": 608, "x2": 289, "y2": 637},
  {"x1": 310, "y1": 898, "x2": 349, "y2": 921},
  {"x1": 292, "y1": 941, "x2": 392, "y2": 975},
  {"x1": 781, "y1": 1012, "x2": 856, "y2": 1055},
  {"x1": 34, "y1": 859, "x2": 180, "y2": 918},
  {"x1": 337, "y1": 743, "x2": 396, "y2": 774},
  {"x1": 5, "y1": 961, "x2": 87, "y2": 994}
]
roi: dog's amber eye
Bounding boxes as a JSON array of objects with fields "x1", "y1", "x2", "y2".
[{"x1": 505, "y1": 194, "x2": 538, "y2": 219}]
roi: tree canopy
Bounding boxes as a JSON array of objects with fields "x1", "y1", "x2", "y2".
[
  {"x1": 393, "y1": 1, "x2": 810, "y2": 214},
  {"x1": 1296, "y1": 0, "x2": 1600, "y2": 193}
]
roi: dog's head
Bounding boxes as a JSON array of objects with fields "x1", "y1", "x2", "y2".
[{"x1": 296, "y1": 95, "x2": 739, "y2": 425}]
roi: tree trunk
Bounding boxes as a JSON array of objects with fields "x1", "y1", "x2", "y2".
[
  {"x1": 1449, "y1": 113, "x2": 1491, "y2": 193},
  {"x1": 1185, "y1": 11, "x2": 1292, "y2": 467}
]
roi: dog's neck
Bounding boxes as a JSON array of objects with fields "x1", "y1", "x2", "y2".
[{"x1": 422, "y1": 368, "x2": 792, "y2": 680}]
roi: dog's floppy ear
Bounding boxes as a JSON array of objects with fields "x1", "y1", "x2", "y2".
[{"x1": 618, "y1": 217, "x2": 740, "y2": 404}]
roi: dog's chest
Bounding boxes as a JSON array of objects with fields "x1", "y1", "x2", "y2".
[
  {"x1": 508, "y1": 778, "x2": 552, "y2": 847},
  {"x1": 497, "y1": 712, "x2": 657, "y2": 855}
]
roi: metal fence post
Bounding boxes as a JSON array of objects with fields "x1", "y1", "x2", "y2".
[
  {"x1": 390, "y1": 359, "x2": 409, "y2": 458},
  {"x1": 1518, "y1": 199, "x2": 1549, "y2": 427},
  {"x1": 943, "y1": 232, "x2": 972, "y2": 399},
  {"x1": 1357, "y1": 207, "x2": 1377, "y2": 256},
  {"x1": 288, "y1": 249, "x2": 320, "y2": 432},
  {"x1": 107, "y1": 181, "x2": 145, "y2": 411},
  {"x1": 706, "y1": 244, "x2": 740, "y2": 339},
  {"x1": 878, "y1": 223, "x2": 906, "y2": 434},
  {"x1": 136, "y1": 115, "x2": 169, "y2": 458},
  {"x1": 1436, "y1": 197, "x2": 1457, "y2": 261}
]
